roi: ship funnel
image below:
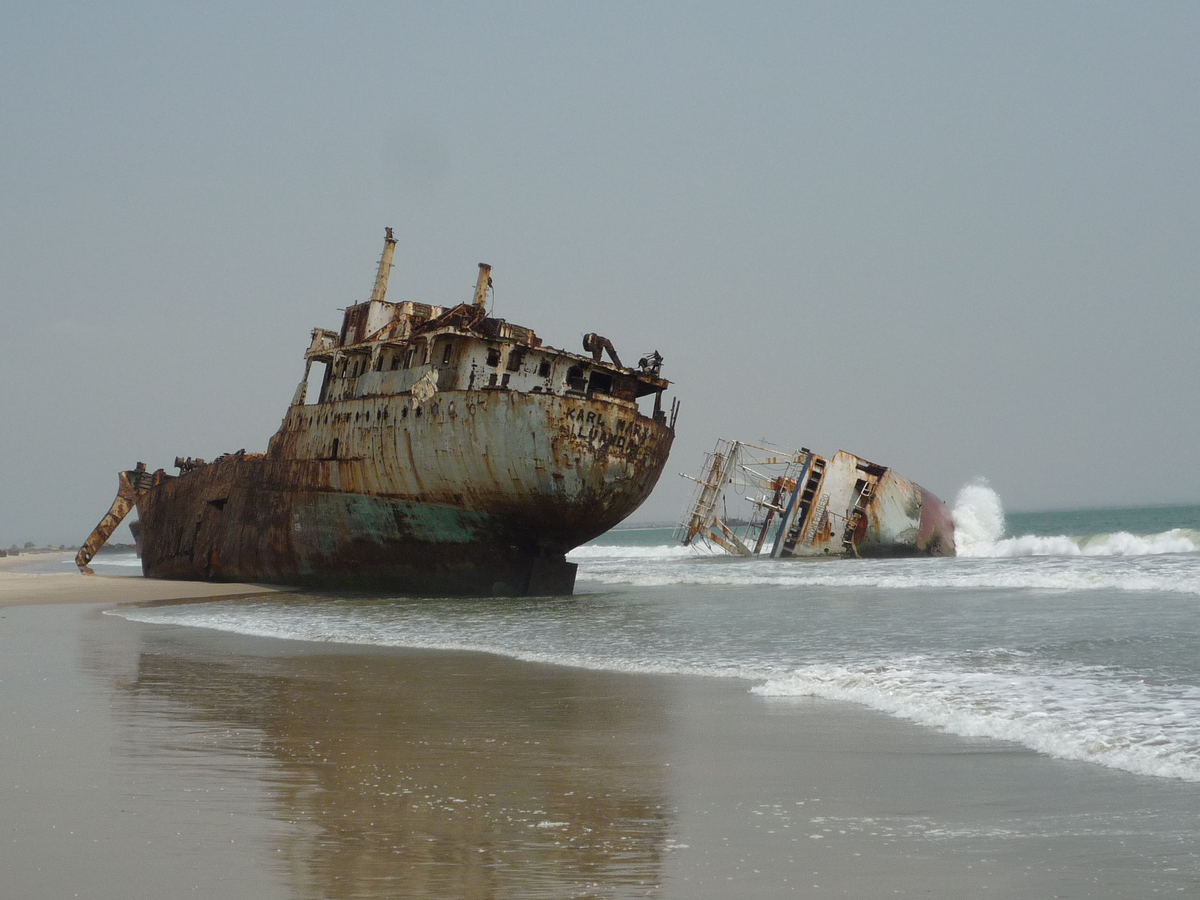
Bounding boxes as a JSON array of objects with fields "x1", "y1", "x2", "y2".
[
  {"x1": 370, "y1": 227, "x2": 398, "y2": 303},
  {"x1": 473, "y1": 263, "x2": 492, "y2": 308}
]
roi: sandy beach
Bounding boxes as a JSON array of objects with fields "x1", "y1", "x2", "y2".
[
  {"x1": 3, "y1": 589, "x2": 1198, "y2": 899},
  {"x1": 0, "y1": 551, "x2": 278, "y2": 608}
]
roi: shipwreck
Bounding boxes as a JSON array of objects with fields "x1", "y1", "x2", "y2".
[
  {"x1": 77, "y1": 228, "x2": 678, "y2": 595},
  {"x1": 676, "y1": 440, "x2": 954, "y2": 559}
]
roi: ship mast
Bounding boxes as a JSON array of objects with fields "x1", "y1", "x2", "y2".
[
  {"x1": 473, "y1": 263, "x2": 492, "y2": 308},
  {"x1": 370, "y1": 227, "x2": 398, "y2": 303}
]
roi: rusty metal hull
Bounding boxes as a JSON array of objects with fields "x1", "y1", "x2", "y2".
[
  {"x1": 136, "y1": 391, "x2": 673, "y2": 596},
  {"x1": 83, "y1": 232, "x2": 679, "y2": 594},
  {"x1": 775, "y1": 451, "x2": 955, "y2": 559},
  {"x1": 832, "y1": 470, "x2": 955, "y2": 559}
]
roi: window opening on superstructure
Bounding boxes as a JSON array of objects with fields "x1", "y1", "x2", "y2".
[
  {"x1": 538, "y1": 360, "x2": 551, "y2": 378},
  {"x1": 566, "y1": 365, "x2": 586, "y2": 393},
  {"x1": 442, "y1": 344, "x2": 452, "y2": 365},
  {"x1": 303, "y1": 361, "x2": 327, "y2": 405},
  {"x1": 486, "y1": 348, "x2": 501, "y2": 367},
  {"x1": 506, "y1": 351, "x2": 523, "y2": 372},
  {"x1": 587, "y1": 371, "x2": 613, "y2": 395}
]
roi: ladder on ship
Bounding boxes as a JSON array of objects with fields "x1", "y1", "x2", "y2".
[
  {"x1": 775, "y1": 455, "x2": 827, "y2": 557},
  {"x1": 675, "y1": 441, "x2": 753, "y2": 555},
  {"x1": 841, "y1": 479, "x2": 875, "y2": 556},
  {"x1": 802, "y1": 495, "x2": 830, "y2": 548}
]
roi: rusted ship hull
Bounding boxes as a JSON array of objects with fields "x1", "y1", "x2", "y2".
[
  {"x1": 76, "y1": 231, "x2": 678, "y2": 596},
  {"x1": 137, "y1": 391, "x2": 673, "y2": 595},
  {"x1": 824, "y1": 471, "x2": 954, "y2": 559}
]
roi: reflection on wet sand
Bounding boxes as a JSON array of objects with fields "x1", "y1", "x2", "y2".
[{"x1": 97, "y1": 621, "x2": 672, "y2": 899}]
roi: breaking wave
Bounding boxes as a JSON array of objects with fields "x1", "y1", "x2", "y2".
[
  {"x1": 969, "y1": 529, "x2": 1200, "y2": 558},
  {"x1": 952, "y1": 481, "x2": 1007, "y2": 552},
  {"x1": 567, "y1": 543, "x2": 693, "y2": 560},
  {"x1": 951, "y1": 483, "x2": 1200, "y2": 558},
  {"x1": 573, "y1": 559, "x2": 1200, "y2": 595},
  {"x1": 753, "y1": 657, "x2": 1200, "y2": 782}
]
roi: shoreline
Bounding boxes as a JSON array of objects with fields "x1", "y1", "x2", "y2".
[{"x1": 3, "y1": 602, "x2": 1198, "y2": 898}]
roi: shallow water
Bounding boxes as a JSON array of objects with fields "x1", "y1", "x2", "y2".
[{"x1": 111, "y1": 492, "x2": 1200, "y2": 783}]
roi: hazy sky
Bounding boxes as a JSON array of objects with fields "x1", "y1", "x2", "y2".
[{"x1": 3, "y1": 2, "x2": 1199, "y2": 546}]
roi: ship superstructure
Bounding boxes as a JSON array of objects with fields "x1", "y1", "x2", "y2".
[{"x1": 77, "y1": 229, "x2": 678, "y2": 595}]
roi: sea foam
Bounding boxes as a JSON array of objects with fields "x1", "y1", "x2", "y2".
[
  {"x1": 753, "y1": 658, "x2": 1200, "y2": 782},
  {"x1": 567, "y1": 543, "x2": 694, "y2": 560},
  {"x1": 951, "y1": 483, "x2": 1200, "y2": 558},
  {"x1": 952, "y1": 480, "x2": 1007, "y2": 552},
  {"x1": 573, "y1": 561, "x2": 1200, "y2": 595}
]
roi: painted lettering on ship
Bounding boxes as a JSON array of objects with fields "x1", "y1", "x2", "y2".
[{"x1": 561, "y1": 408, "x2": 659, "y2": 457}]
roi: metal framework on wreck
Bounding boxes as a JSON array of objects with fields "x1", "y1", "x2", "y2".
[{"x1": 675, "y1": 439, "x2": 955, "y2": 559}]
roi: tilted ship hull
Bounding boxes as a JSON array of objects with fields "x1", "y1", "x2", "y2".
[
  {"x1": 78, "y1": 231, "x2": 677, "y2": 596},
  {"x1": 676, "y1": 440, "x2": 954, "y2": 559}
]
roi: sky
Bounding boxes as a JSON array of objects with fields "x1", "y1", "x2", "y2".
[{"x1": 2, "y1": 1, "x2": 1198, "y2": 546}]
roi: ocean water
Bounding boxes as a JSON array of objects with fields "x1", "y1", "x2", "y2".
[{"x1": 109, "y1": 487, "x2": 1200, "y2": 784}]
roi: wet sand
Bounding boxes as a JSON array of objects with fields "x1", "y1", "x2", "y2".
[{"x1": 2, "y1": 602, "x2": 1197, "y2": 899}]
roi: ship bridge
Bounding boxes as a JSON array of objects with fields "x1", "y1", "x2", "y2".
[{"x1": 291, "y1": 230, "x2": 674, "y2": 426}]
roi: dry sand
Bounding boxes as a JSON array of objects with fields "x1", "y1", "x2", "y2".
[
  {"x1": 0, "y1": 551, "x2": 277, "y2": 608},
  {"x1": 0, "y1": 549, "x2": 75, "y2": 572}
]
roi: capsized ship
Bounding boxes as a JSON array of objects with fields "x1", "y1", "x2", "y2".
[
  {"x1": 77, "y1": 229, "x2": 679, "y2": 595},
  {"x1": 676, "y1": 439, "x2": 954, "y2": 558}
]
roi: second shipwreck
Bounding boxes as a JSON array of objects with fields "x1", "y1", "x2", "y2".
[{"x1": 676, "y1": 440, "x2": 955, "y2": 559}]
